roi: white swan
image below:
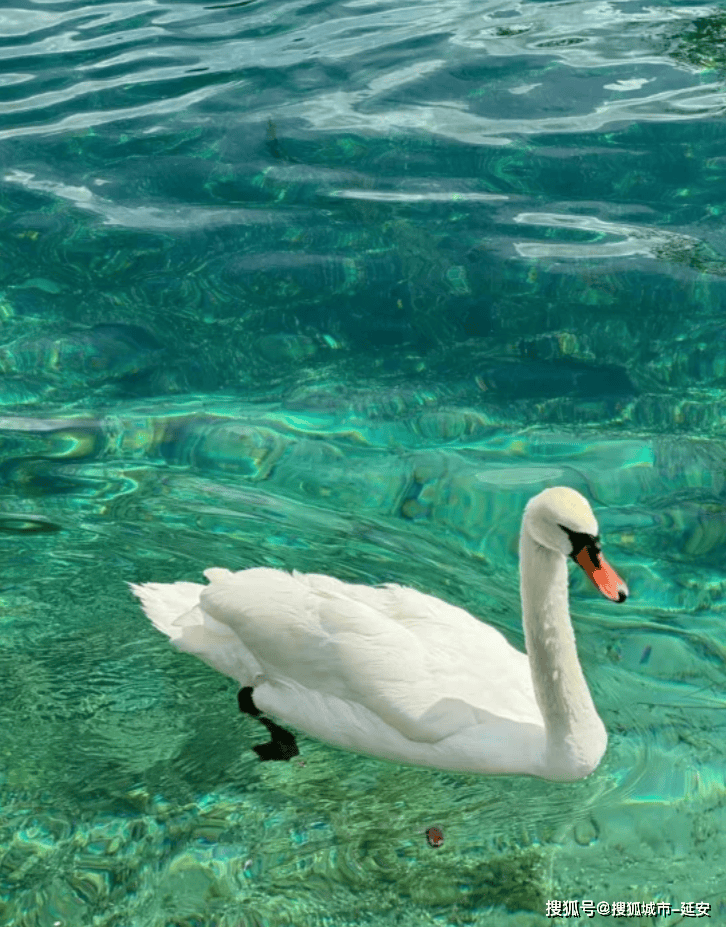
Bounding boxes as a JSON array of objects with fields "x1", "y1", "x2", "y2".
[{"x1": 130, "y1": 486, "x2": 628, "y2": 781}]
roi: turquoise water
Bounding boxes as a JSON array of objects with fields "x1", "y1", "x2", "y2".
[{"x1": 1, "y1": 0, "x2": 726, "y2": 923}]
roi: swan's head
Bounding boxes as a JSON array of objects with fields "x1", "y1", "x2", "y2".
[{"x1": 524, "y1": 486, "x2": 628, "y2": 603}]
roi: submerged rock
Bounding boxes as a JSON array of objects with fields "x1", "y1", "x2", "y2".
[
  {"x1": 477, "y1": 359, "x2": 636, "y2": 400},
  {"x1": 0, "y1": 323, "x2": 164, "y2": 387},
  {"x1": 255, "y1": 333, "x2": 318, "y2": 364},
  {"x1": 0, "y1": 513, "x2": 61, "y2": 533}
]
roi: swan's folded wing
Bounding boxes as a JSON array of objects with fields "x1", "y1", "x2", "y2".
[
  {"x1": 379, "y1": 582, "x2": 541, "y2": 728},
  {"x1": 199, "y1": 568, "x2": 473, "y2": 743}
]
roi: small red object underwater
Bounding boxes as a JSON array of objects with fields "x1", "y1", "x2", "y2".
[{"x1": 426, "y1": 826, "x2": 444, "y2": 848}]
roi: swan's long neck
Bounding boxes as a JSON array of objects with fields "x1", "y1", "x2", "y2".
[{"x1": 519, "y1": 529, "x2": 607, "y2": 780}]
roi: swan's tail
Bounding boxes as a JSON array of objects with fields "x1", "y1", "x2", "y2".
[
  {"x1": 129, "y1": 571, "x2": 259, "y2": 684},
  {"x1": 128, "y1": 580, "x2": 204, "y2": 642}
]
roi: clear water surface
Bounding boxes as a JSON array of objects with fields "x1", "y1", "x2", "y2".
[{"x1": 1, "y1": 0, "x2": 726, "y2": 924}]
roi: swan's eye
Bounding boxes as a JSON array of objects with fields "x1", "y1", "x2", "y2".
[{"x1": 558, "y1": 525, "x2": 601, "y2": 564}]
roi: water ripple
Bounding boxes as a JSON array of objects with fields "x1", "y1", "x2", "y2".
[{"x1": 0, "y1": 0, "x2": 721, "y2": 142}]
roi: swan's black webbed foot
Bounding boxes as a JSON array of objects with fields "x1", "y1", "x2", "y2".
[
  {"x1": 238, "y1": 687, "x2": 300, "y2": 762},
  {"x1": 253, "y1": 734, "x2": 300, "y2": 761},
  {"x1": 254, "y1": 717, "x2": 300, "y2": 761}
]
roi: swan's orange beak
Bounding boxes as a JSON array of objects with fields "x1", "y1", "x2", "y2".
[{"x1": 575, "y1": 548, "x2": 628, "y2": 603}]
